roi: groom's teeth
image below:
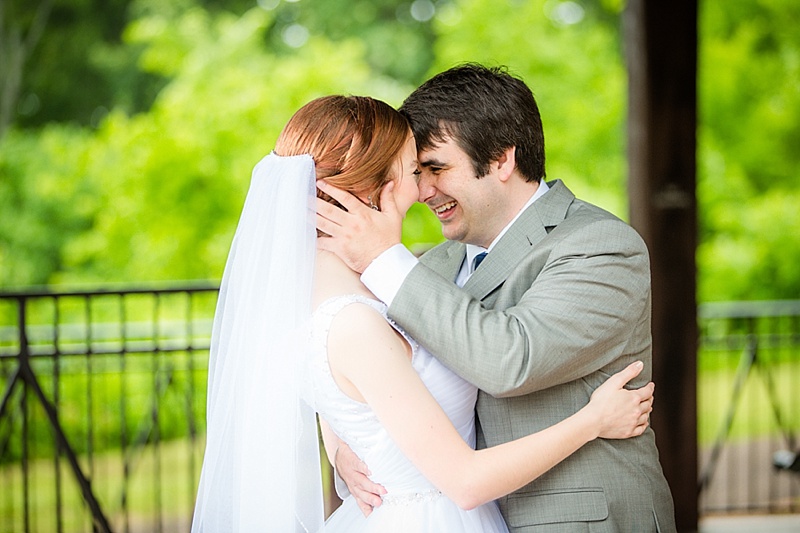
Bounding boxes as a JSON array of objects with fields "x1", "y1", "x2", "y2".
[{"x1": 435, "y1": 201, "x2": 457, "y2": 214}]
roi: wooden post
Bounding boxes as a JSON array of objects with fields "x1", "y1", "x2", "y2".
[{"x1": 624, "y1": 1, "x2": 699, "y2": 531}]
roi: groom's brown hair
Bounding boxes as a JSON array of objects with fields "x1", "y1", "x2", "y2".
[{"x1": 400, "y1": 63, "x2": 545, "y2": 184}]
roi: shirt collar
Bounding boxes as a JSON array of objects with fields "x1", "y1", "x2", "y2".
[{"x1": 465, "y1": 180, "x2": 550, "y2": 268}]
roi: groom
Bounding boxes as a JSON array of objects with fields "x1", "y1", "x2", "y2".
[{"x1": 316, "y1": 64, "x2": 676, "y2": 532}]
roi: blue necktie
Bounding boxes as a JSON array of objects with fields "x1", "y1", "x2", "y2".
[{"x1": 473, "y1": 252, "x2": 488, "y2": 272}]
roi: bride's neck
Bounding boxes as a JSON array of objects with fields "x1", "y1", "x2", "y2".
[{"x1": 313, "y1": 250, "x2": 371, "y2": 305}]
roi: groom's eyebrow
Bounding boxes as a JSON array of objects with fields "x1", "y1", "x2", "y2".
[{"x1": 419, "y1": 157, "x2": 446, "y2": 168}]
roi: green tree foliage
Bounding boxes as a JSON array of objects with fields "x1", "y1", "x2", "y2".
[
  {"x1": 4, "y1": 0, "x2": 439, "y2": 132},
  {"x1": 17, "y1": 7, "x2": 414, "y2": 285},
  {"x1": 257, "y1": 0, "x2": 443, "y2": 84},
  {"x1": 697, "y1": 0, "x2": 800, "y2": 301},
  {"x1": 0, "y1": 125, "x2": 93, "y2": 285},
  {"x1": 3, "y1": 0, "x2": 157, "y2": 131},
  {"x1": 1, "y1": 0, "x2": 798, "y2": 302}
]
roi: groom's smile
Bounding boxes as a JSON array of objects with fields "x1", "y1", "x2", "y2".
[{"x1": 432, "y1": 200, "x2": 458, "y2": 218}]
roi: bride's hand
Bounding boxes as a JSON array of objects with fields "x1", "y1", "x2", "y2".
[{"x1": 587, "y1": 361, "x2": 654, "y2": 439}]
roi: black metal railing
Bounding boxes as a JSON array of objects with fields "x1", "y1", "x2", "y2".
[
  {"x1": 0, "y1": 284, "x2": 218, "y2": 533},
  {"x1": 1, "y1": 286, "x2": 799, "y2": 531},
  {"x1": 698, "y1": 300, "x2": 800, "y2": 515}
]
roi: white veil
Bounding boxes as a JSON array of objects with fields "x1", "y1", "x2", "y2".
[{"x1": 192, "y1": 153, "x2": 324, "y2": 532}]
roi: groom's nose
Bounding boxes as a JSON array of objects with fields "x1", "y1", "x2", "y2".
[{"x1": 416, "y1": 171, "x2": 436, "y2": 202}]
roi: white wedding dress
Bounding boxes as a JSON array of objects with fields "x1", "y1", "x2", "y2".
[{"x1": 307, "y1": 294, "x2": 509, "y2": 532}]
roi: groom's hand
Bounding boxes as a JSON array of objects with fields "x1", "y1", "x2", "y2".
[
  {"x1": 316, "y1": 180, "x2": 403, "y2": 273},
  {"x1": 335, "y1": 442, "x2": 386, "y2": 516}
]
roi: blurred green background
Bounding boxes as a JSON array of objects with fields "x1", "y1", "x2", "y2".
[{"x1": 1, "y1": 0, "x2": 799, "y2": 302}]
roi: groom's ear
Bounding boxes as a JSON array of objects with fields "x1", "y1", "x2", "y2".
[{"x1": 493, "y1": 146, "x2": 517, "y2": 183}]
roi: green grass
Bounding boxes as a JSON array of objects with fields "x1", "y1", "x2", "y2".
[
  {"x1": 698, "y1": 357, "x2": 800, "y2": 444},
  {"x1": 0, "y1": 436, "x2": 337, "y2": 532},
  {"x1": 0, "y1": 438, "x2": 204, "y2": 533}
]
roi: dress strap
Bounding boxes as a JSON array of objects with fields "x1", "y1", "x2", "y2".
[
  {"x1": 315, "y1": 294, "x2": 386, "y2": 318},
  {"x1": 312, "y1": 294, "x2": 419, "y2": 359}
]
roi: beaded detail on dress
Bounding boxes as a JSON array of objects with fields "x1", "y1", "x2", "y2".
[{"x1": 381, "y1": 489, "x2": 443, "y2": 506}]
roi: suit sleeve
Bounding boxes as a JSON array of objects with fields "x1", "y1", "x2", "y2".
[{"x1": 388, "y1": 218, "x2": 652, "y2": 398}]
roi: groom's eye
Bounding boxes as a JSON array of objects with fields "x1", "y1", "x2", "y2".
[{"x1": 412, "y1": 169, "x2": 421, "y2": 182}]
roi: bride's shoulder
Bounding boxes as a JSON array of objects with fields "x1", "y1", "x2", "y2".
[
  {"x1": 328, "y1": 300, "x2": 391, "y2": 341},
  {"x1": 326, "y1": 301, "x2": 406, "y2": 368}
]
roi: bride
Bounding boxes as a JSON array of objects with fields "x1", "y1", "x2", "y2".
[{"x1": 191, "y1": 95, "x2": 654, "y2": 532}]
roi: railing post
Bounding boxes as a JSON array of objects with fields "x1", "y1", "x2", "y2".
[
  {"x1": 15, "y1": 296, "x2": 114, "y2": 533},
  {"x1": 20, "y1": 298, "x2": 30, "y2": 532}
]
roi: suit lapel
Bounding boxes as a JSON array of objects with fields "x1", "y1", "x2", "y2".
[
  {"x1": 420, "y1": 240, "x2": 467, "y2": 283},
  {"x1": 463, "y1": 180, "x2": 575, "y2": 300}
]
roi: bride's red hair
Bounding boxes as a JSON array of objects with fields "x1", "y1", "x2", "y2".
[{"x1": 274, "y1": 95, "x2": 410, "y2": 212}]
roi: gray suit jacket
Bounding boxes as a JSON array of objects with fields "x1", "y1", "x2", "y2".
[{"x1": 389, "y1": 180, "x2": 676, "y2": 532}]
